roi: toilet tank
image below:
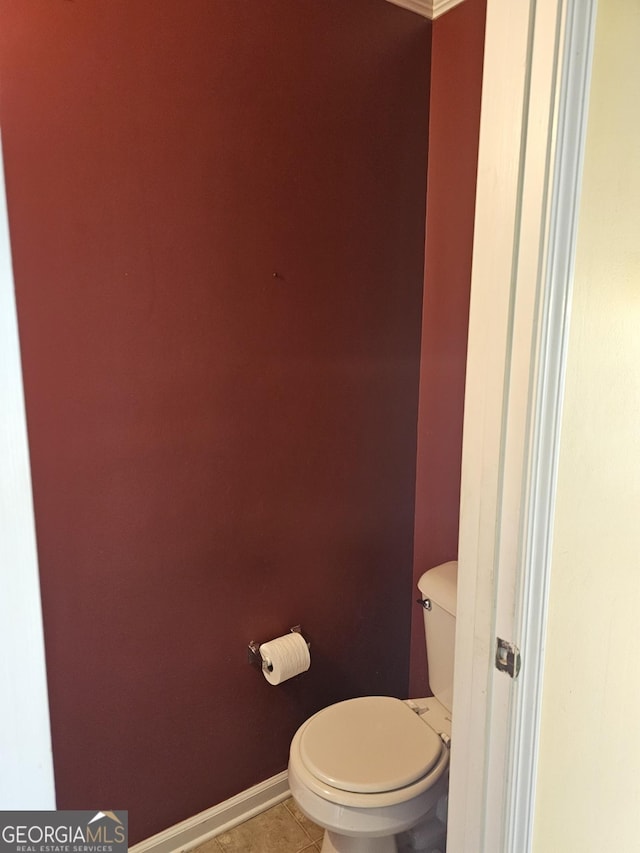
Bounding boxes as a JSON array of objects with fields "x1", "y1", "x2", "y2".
[{"x1": 418, "y1": 561, "x2": 457, "y2": 712}]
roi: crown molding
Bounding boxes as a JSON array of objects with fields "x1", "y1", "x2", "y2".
[{"x1": 385, "y1": 0, "x2": 467, "y2": 21}]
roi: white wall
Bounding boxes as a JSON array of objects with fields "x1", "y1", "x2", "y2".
[
  {"x1": 0, "y1": 134, "x2": 56, "y2": 807},
  {"x1": 532, "y1": 2, "x2": 640, "y2": 849}
]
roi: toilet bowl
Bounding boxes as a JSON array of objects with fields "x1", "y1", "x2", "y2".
[
  {"x1": 287, "y1": 562, "x2": 457, "y2": 853},
  {"x1": 288, "y1": 695, "x2": 450, "y2": 853}
]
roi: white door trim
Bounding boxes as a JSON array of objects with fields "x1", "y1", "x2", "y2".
[
  {"x1": 449, "y1": 1, "x2": 597, "y2": 850},
  {"x1": 0, "y1": 132, "x2": 56, "y2": 807},
  {"x1": 504, "y1": 2, "x2": 598, "y2": 849},
  {"x1": 448, "y1": 3, "x2": 535, "y2": 848}
]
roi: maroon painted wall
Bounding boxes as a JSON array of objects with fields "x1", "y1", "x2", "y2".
[
  {"x1": 0, "y1": 0, "x2": 430, "y2": 842},
  {"x1": 409, "y1": 0, "x2": 487, "y2": 696}
]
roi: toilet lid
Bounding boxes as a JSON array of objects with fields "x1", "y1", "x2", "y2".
[{"x1": 299, "y1": 696, "x2": 443, "y2": 794}]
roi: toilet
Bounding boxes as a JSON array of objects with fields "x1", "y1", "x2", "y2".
[{"x1": 288, "y1": 561, "x2": 457, "y2": 853}]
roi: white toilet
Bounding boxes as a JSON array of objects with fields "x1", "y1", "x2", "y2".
[{"x1": 288, "y1": 561, "x2": 457, "y2": 853}]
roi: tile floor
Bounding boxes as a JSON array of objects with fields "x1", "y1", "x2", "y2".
[
  {"x1": 191, "y1": 797, "x2": 447, "y2": 852},
  {"x1": 193, "y1": 799, "x2": 324, "y2": 853}
]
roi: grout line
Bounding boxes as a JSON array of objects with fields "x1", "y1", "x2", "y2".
[
  {"x1": 283, "y1": 800, "x2": 325, "y2": 852},
  {"x1": 283, "y1": 799, "x2": 314, "y2": 844}
]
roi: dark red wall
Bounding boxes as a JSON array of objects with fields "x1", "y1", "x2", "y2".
[
  {"x1": 0, "y1": 0, "x2": 430, "y2": 842},
  {"x1": 409, "y1": 0, "x2": 486, "y2": 696}
]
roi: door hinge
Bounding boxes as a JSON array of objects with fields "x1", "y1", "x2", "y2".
[{"x1": 495, "y1": 637, "x2": 521, "y2": 679}]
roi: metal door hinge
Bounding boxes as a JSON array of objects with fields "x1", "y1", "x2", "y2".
[{"x1": 495, "y1": 637, "x2": 521, "y2": 679}]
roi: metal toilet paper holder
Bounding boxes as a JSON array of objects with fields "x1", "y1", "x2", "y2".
[{"x1": 247, "y1": 625, "x2": 310, "y2": 674}]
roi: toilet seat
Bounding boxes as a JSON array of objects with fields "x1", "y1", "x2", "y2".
[
  {"x1": 299, "y1": 696, "x2": 443, "y2": 794},
  {"x1": 289, "y1": 697, "x2": 449, "y2": 809}
]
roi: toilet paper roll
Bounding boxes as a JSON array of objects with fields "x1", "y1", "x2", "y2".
[{"x1": 259, "y1": 632, "x2": 310, "y2": 685}]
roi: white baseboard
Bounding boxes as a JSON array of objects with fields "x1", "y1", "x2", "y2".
[{"x1": 130, "y1": 771, "x2": 290, "y2": 853}]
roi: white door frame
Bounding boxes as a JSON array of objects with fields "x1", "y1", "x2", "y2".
[
  {"x1": 0, "y1": 131, "x2": 56, "y2": 808},
  {"x1": 449, "y1": 1, "x2": 598, "y2": 851}
]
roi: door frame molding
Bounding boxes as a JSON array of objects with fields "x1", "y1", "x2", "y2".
[
  {"x1": 504, "y1": 2, "x2": 598, "y2": 849},
  {"x1": 450, "y1": 1, "x2": 598, "y2": 850}
]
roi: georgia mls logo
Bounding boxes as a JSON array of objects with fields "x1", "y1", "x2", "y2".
[
  {"x1": 85, "y1": 811, "x2": 126, "y2": 843},
  {"x1": 0, "y1": 810, "x2": 128, "y2": 853},
  {"x1": 88, "y1": 811, "x2": 123, "y2": 827}
]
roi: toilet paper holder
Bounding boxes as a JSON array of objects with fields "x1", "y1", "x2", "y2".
[{"x1": 247, "y1": 625, "x2": 310, "y2": 673}]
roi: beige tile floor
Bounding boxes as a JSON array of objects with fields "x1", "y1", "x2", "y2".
[
  {"x1": 193, "y1": 799, "x2": 324, "y2": 853},
  {"x1": 191, "y1": 797, "x2": 446, "y2": 852}
]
